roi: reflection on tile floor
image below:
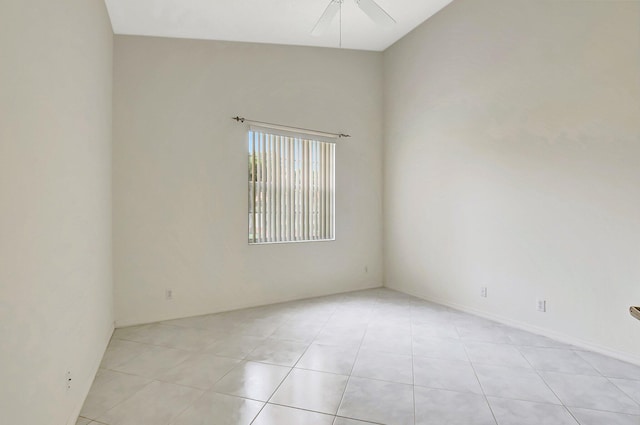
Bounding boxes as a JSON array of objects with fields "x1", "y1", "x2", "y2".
[{"x1": 77, "y1": 288, "x2": 640, "y2": 425}]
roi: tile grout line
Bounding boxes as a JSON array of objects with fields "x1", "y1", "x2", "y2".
[
  {"x1": 165, "y1": 386, "x2": 208, "y2": 425},
  {"x1": 328, "y1": 301, "x2": 372, "y2": 424},
  {"x1": 603, "y1": 375, "x2": 640, "y2": 410},
  {"x1": 120, "y1": 313, "x2": 292, "y2": 424},
  {"x1": 87, "y1": 289, "x2": 640, "y2": 425},
  {"x1": 515, "y1": 344, "x2": 582, "y2": 424},
  {"x1": 85, "y1": 379, "x2": 156, "y2": 423},
  {"x1": 573, "y1": 350, "x2": 640, "y2": 412},
  {"x1": 460, "y1": 329, "x2": 500, "y2": 425},
  {"x1": 86, "y1": 293, "x2": 369, "y2": 425},
  {"x1": 265, "y1": 400, "x2": 385, "y2": 423},
  {"x1": 248, "y1": 303, "x2": 339, "y2": 424},
  {"x1": 332, "y1": 296, "x2": 380, "y2": 424}
]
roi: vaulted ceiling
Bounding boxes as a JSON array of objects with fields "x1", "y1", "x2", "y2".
[{"x1": 105, "y1": 0, "x2": 454, "y2": 51}]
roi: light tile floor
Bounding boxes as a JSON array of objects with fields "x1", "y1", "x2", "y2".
[{"x1": 78, "y1": 289, "x2": 640, "y2": 425}]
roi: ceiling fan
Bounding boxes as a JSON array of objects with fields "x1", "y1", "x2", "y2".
[{"x1": 311, "y1": 0, "x2": 396, "y2": 37}]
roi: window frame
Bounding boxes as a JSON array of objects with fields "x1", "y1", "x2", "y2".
[{"x1": 247, "y1": 126, "x2": 336, "y2": 245}]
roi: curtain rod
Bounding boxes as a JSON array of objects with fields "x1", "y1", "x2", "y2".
[{"x1": 232, "y1": 117, "x2": 350, "y2": 139}]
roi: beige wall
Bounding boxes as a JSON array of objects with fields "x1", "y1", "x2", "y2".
[
  {"x1": 0, "y1": 1, "x2": 114, "y2": 424},
  {"x1": 113, "y1": 36, "x2": 383, "y2": 326},
  {"x1": 383, "y1": 0, "x2": 640, "y2": 361}
]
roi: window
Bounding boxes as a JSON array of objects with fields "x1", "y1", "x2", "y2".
[{"x1": 248, "y1": 127, "x2": 335, "y2": 244}]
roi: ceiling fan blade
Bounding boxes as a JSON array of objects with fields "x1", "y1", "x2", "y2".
[
  {"x1": 311, "y1": 0, "x2": 341, "y2": 36},
  {"x1": 355, "y1": 0, "x2": 396, "y2": 28}
]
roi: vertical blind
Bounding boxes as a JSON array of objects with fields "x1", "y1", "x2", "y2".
[{"x1": 248, "y1": 128, "x2": 335, "y2": 244}]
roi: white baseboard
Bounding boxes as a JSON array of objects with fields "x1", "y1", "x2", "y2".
[
  {"x1": 390, "y1": 285, "x2": 640, "y2": 367},
  {"x1": 115, "y1": 282, "x2": 384, "y2": 328}
]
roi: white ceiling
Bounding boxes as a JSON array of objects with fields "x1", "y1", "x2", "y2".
[{"x1": 104, "y1": 0, "x2": 454, "y2": 51}]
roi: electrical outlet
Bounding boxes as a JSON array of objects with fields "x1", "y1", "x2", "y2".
[
  {"x1": 480, "y1": 287, "x2": 488, "y2": 298},
  {"x1": 537, "y1": 299, "x2": 547, "y2": 312},
  {"x1": 66, "y1": 371, "x2": 72, "y2": 390},
  {"x1": 166, "y1": 289, "x2": 173, "y2": 300}
]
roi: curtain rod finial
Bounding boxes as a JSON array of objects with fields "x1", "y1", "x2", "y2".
[{"x1": 232, "y1": 116, "x2": 245, "y2": 123}]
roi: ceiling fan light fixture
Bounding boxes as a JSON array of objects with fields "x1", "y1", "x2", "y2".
[{"x1": 309, "y1": 0, "x2": 396, "y2": 45}]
